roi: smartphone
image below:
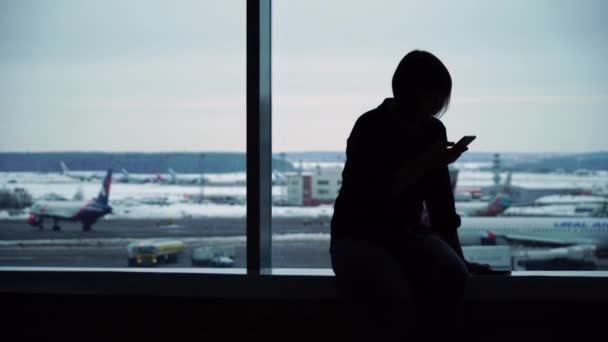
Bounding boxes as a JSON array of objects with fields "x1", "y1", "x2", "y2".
[{"x1": 454, "y1": 135, "x2": 476, "y2": 149}]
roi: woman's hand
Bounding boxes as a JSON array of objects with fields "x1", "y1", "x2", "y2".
[
  {"x1": 390, "y1": 140, "x2": 467, "y2": 198},
  {"x1": 466, "y1": 261, "x2": 511, "y2": 276},
  {"x1": 423, "y1": 141, "x2": 468, "y2": 167}
]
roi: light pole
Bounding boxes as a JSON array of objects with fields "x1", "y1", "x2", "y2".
[{"x1": 199, "y1": 153, "x2": 205, "y2": 204}]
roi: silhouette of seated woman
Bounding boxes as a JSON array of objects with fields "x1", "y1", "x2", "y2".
[{"x1": 330, "y1": 50, "x2": 493, "y2": 336}]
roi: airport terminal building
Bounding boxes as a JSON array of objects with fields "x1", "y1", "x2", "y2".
[{"x1": 286, "y1": 167, "x2": 342, "y2": 206}]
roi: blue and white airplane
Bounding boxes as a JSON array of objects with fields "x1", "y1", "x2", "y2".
[
  {"x1": 458, "y1": 217, "x2": 608, "y2": 257},
  {"x1": 27, "y1": 169, "x2": 113, "y2": 231}
]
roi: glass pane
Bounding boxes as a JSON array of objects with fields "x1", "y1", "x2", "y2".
[
  {"x1": 0, "y1": 1, "x2": 246, "y2": 269},
  {"x1": 272, "y1": 0, "x2": 608, "y2": 270}
]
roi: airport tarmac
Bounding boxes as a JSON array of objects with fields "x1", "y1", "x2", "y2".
[
  {"x1": 0, "y1": 217, "x2": 332, "y2": 268},
  {"x1": 2, "y1": 217, "x2": 608, "y2": 270},
  {"x1": 0, "y1": 216, "x2": 329, "y2": 241},
  {"x1": 0, "y1": 241, "x2": 332, "y2": 268}
]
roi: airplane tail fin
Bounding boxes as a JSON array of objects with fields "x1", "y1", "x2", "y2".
[
  {"x1": 60, "y1": 161, "x2": 69, "y2": 175},
  {"x1": 272, "y1": 171, "x2": 286, "y2": 184},
  {"x1": 121, "y1": 168, "x2": 129, "y2": 180},
  {"x1": 483, "y1": 172, "x2": 513, "y2": 215},
  {"x1": 169, "y1": 168, "x2": 177, "y2": 183},
  {"x1": 73, "y1": 186, "x2": 84, "y2": 201},
  {"x1": 486, "y1": 193, "x2": 512, "y2": 215},
  {"x1": 96, "y1": 169, "x2": 113, "y2": 205},
  {"x1": 502, "y1": 171, "x2": 512, "y2": 195}
]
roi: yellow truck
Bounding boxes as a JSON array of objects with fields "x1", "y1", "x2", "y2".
[{"x1": 127, "y1": 239, "x2": 185, "y2": 267}]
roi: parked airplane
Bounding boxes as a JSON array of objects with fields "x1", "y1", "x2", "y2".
[
  {"x1": 160, "y1": 168, "x2": 244, "y2": 186},
  {"x1": 118, "y1": 168, "x2": 156, "y2": 184},
  {"x1": 421, "y1": 172, "x2": 512, "y2": 226},
  {"x1": 27, "y1": 169, "x2": 113, "y2": 231},
  {"x1": 456, "y1": 193, "x2": 511, "y2": 217},
  {"x1": 455, "y1": 172, "x2": 512, "y2": 217},
  {"x1": 449, "y1": 167, "x2": 474, "y2": 201},
  {"x1": 503, "y1": 194, "x2": 608, "y2": 218},
  {"x1": 143, "y1": 168, "x2": 190, "y2": 185},
  {"x1": 60, "y1": 161, "x2": 102, "y2": 182},
  {"x1": 272, "y1": 171, "x2": 287, "y2": 185},
  {"x1": 166, "y1": 168, "x2": 197, "y2": 185},
  {"x1": 458, "y1": 217, "x2": 608, "y2": 257}
]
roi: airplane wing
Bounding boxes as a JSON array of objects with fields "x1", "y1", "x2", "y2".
[{"x1": 495, "y1": 233, "x2": 594, "y2": 248}]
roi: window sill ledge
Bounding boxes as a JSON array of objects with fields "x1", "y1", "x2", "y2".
[{"x1": 2, "y1": 267, "x2": 608, "y2": 301}]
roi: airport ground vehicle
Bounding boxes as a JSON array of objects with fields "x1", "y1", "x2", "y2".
[
  {"x1": 127, "y1": 239, "x2": 185, "y2": 267},
  {"x1": 191, "y1": 246, "x2": 235, "y2": 267}
]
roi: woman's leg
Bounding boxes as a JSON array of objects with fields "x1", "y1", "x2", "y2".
[
  {"x1": 331, "y1": 237, "x2": 411, "y2": 299},
  {"x1": 331, "y1": 238, "x2": 412, "y2": 339},
  {"x1": 400, "y1": 232, "x2": 470, "y2": 333},
  {"x1": 406, "y1": 233, "x2": 469, "y2": 302}
]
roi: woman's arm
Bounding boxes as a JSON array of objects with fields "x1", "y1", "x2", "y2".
[
  {"x1": 423, "y1": 124, "x2": 468, "y2": 260},
  {"x1": 390, "y1": 138, "x2": 466, "y2": 199},
  {"x1": 389, "y1": 141, "x2": 460, "y2": 199},
  {"x1": 425, "y1": 164, "x2": 466, "y2": 260}
]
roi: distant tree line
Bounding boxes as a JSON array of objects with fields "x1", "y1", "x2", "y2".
[
  {"x1": 0, "y1": 153, "x2": 295, "y2": 173},
  {"x1": 510, "y1": 152, "x2": 608, "y2": 172},
  {"x1": 1, "y1": 151, "x2": 605, "y2": 173}
]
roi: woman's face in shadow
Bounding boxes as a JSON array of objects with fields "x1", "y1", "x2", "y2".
[{"x1": 412, "y1": 91, "x2": 445, "y2": 120}]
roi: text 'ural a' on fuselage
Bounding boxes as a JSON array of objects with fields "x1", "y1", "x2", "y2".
[{"x1": 27, "y1": 169, "x2": 113, "y2": 232}]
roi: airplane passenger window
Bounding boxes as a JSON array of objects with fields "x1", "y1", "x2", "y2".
[
  {"x1": 271, "y1": 0, "x2": 608, "y2": 271},
  {"x1": 0, "y1": 1, "x2": 250, "y2": 270}
]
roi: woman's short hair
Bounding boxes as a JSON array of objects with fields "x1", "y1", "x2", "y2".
[{"x1": 392, "y1": 50, "x2": 452, "y2": 117}]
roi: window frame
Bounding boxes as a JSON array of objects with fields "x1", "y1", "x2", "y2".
[
  {"x1": 1, "y1": 0, "x2": 608, "y2": 302},
  {"x1": 247, "y1": 0, "x2": 272, "y2": 275}
]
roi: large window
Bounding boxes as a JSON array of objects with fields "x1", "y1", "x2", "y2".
[
  {"x1": 272, "y1": 0, "x2": 608, "y2": 270},
  {"x1": 0, "y1": 1, "x2": 247, "y2": 269},
  {"x1": 1, "y1": 0, "x2": 607, "y2": 274}
]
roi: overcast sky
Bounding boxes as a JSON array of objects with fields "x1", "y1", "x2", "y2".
[{"x1": 1, "y1": 0, "x2": 607, "y2": 153}]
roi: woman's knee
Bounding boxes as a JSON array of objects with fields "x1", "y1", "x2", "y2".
[
  {"x1": 443, "y1": 262, "x2": 470, "y2": 293},
  {"x1": 422, "y1": 235, "x2": 470, "y2": 293},
  {"x1": 331, "y1": 238, "x2": 410, "y2": 299}
]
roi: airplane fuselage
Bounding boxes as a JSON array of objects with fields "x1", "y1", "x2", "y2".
[
  {"x1": 458, "y1": 217, "x2": 608, "y2": 253},
  {"x1": 28, "y1": 200, "x2": 111, "y2": 227},
  {"x1": 28, "y1": 169, "x2": 113, "y2": 231}
]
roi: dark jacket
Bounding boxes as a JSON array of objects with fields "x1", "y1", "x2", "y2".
[{"x1": 330, "y1": 98, "x2": 461, "y2": 252}]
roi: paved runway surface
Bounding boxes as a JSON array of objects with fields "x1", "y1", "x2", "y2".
[
  {"x1": 0, "y1": 217, "x2": 331, "y2": 240},
  {"x1": 0, "y1": 217, "x2": 332, "y2": 268},
  {"x1": 2, "y1": 217, "x2": 608, "y2": 270}
]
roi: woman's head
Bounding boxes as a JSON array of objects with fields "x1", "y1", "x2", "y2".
[{"x1": 392, "y1": 50, "x2": 452, "y2": 119}]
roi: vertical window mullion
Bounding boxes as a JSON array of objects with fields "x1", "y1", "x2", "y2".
[{"x1": 247, "y1": 0, "x2": 272, "y2": 275}]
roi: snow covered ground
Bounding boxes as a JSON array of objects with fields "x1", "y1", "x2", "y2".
[
  {"x1": 1, "y1": 179, "x2": 283, "y2": 203},
  {"x1": 456, "y1": 170, "x2": 608, "y2": 189},
  {"x1": 107, "y1": 203, "x2": 334, "y2": 219},
  {"x1": 1, "y1": 168, "x2": 607, "y2": 220}
]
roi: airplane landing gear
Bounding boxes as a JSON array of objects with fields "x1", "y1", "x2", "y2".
[
  {"x1": 82, "y1": 224, "x2": 92, "y2": 232},
  {"x1": 34, "y1": 219, "x2": 44, "y2": 230},
  {"x1": 52, "y1": 220, "x2": 61, "y2": 231}
]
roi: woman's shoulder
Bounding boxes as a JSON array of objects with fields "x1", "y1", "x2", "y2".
[
  {"x1": 428, "y1": 117, "x2": 447, "y2": 132},
  {"x1": 351, "y1": 105, "x2": 386, "y2": 134},
  {"x1": 424, "y1": 117, "x2": 448, "y2": 140}
]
